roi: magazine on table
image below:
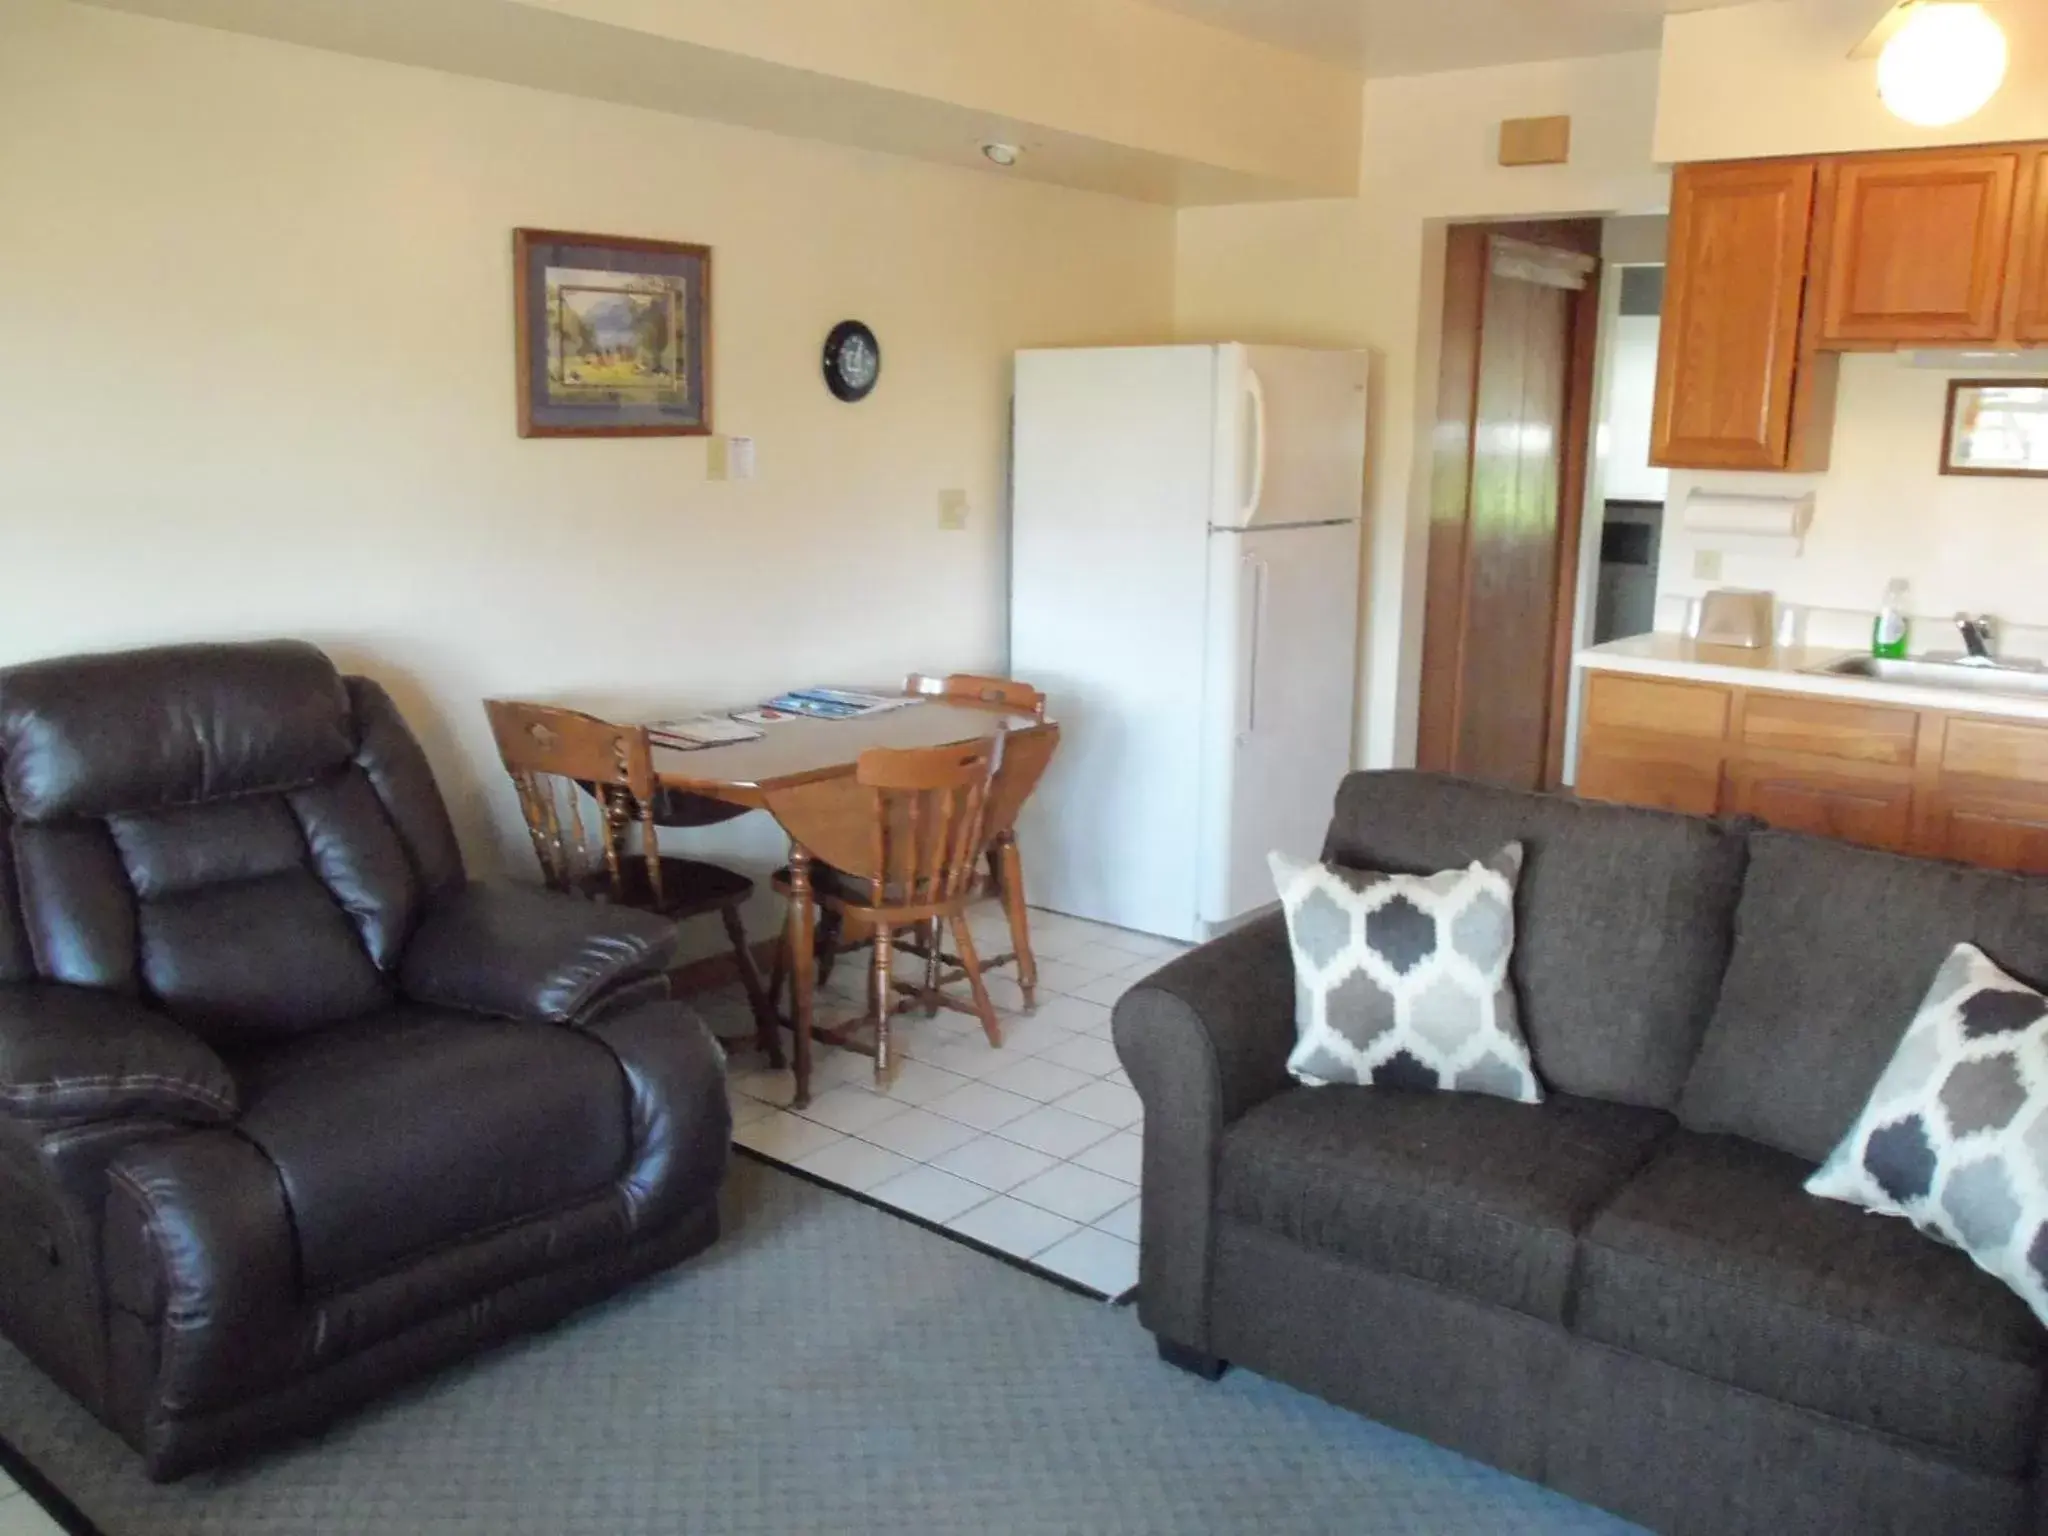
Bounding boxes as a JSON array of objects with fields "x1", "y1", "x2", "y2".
[
  {"x1": 756, "y1": 687, "x2": 916, "y2": 720},
  {"x1": 645, "y1": 713, "x2": 764, "y2": 751}
]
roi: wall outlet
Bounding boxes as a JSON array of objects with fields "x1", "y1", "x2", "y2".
[
  {"x1": 1692, "y1": 548, "x2": 1723, "y2": 581},
  {"x1": 938, "y1": 489, "x2": 969, "y2": 530}
]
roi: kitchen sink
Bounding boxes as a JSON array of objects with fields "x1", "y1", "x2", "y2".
[{"x1": 1805, "y1": 654, "x2": 2048, "y2": 698}]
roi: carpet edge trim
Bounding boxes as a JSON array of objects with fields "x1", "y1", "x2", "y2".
[{"x1": 731, "y1": 1143, "x2": 1118, "y2": 1302}]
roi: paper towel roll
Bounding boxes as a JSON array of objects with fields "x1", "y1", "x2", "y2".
[{"x1": 1680, "y1": 490, "x2": 1813, "y2": 555}]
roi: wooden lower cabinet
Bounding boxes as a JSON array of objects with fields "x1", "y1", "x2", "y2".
[{"x1": 1575, "y1": 671, "x2": 2048, "y2": 873}]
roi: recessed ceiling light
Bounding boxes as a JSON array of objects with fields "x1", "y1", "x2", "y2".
[
  {"x1": 1878, "y1": 3, "x2": 2008, "y2": 127},
  {"x1": 980, "y1": 142, "x2": 1022, "y2": 167}
]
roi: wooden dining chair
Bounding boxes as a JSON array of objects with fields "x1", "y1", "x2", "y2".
[
  {"x1": 896, "y1": 674, "x2": 1053, "y2": 1008},
  {"x1": 771, "y1": 738, "x2": 1001, "y2": 1085},
  {"x1": 483, "y1": 699, "x2": 781, "y2": 1065},
  {"x1": 904, "y1": 672, "x2": 1047, "y2": 718}
]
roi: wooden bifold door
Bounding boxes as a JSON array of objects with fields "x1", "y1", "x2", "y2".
[{"x1": 1417, "y1": 219, "x2": 1601, "y2": 791}]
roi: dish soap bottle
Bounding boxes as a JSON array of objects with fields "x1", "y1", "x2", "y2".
[{"x1": 1873, "y1": 578, "x2": 1912, "y2": 660}]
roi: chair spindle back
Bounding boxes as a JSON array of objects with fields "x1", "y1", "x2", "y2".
[
  {"x1": 483, "y1": 699, "x2": 664, "y2": 903},
  {"x1": 855, "y1": 740, "x2": 998, "y2": 908}
]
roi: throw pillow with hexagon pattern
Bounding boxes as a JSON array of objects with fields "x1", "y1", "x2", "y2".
[
  {"x1": 1808, "y1": 942, "x2": 2048, "y2": 1326},
  {"x1": 1267, "y1": 844, "x2": 1540, "y2": 1104}
]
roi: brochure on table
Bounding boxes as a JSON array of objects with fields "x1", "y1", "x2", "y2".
[{"x1": 648, "y1": 687, "x2": 913, "y2": 749}]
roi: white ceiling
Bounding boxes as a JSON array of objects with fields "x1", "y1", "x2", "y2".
[{"x1": 1137, "y1": 0, "x2": 1755, "y2": 76}]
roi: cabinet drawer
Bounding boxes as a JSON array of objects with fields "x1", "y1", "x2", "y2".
[
  {"x1": 1739, "y1": 692, "x2": 1919, "y2": 766},
  {"x1": 1940, "y1": 717, "x2": 2048, "y2": 785},
  {"x1": 1727, "y1": 760, "x2": 1914, "y2": 851},
  {"x1": 1585, "y1": 674, "x2": 1731, "y2": 741}
]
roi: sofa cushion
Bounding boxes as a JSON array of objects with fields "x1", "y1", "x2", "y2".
[
  {"x1": 230, "y1": 1008, "x2": 631, "y2": 1293},
  {"x1": 1577, "y1": 1132, "x2": 2046, "y2": 1476},
  {"x1": 1680, "y1": 830, "x2": 2048, "y2": 1164},
  {"x1": 1270, "y1": 844, "x2": 1540, "y2": 1103},
  {"x1": 1217, "y1": 1084, "x2": 1671, "y2": 1321},
  {"x1": 1321, "y1": 771, "x2": 1746, "y2": 1110}
]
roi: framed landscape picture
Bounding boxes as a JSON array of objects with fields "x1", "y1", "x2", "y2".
[
  {"x1": 513, "y1": 228, "x2": 711, "y2": 437},
  {"x1": 1941, "y1": 378, "x2": 2048, "y2": 478}
]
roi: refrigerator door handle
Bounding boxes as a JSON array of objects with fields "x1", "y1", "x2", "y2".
[
  {"x1": 1237, "y1": 552, "x2": 1266, "y2": 744},
  {"x1": 1238, "y1": 368, "x2": 1268, "y2": 524}
]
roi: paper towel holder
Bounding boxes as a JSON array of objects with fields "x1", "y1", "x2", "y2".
[{"x1": 1680, "y1": 490, "x2": 1814, "y2": 557}]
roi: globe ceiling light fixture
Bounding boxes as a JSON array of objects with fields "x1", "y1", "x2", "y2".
[{"x1": 1877, "y1": 2, "x2": 2010, "y2": 127}]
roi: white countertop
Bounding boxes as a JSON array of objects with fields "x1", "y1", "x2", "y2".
[{"x1": 1576, "y1": 633, "x2": 2048, "y2": 724}]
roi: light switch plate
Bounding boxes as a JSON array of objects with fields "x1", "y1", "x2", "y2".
[
  {"x1": 938, "y1": 489, "x2": 969, "y2": 530},
  {"x1": 707, "y1": 436, "x2": 756, "y2": 481},
  {"x1": 1692, "y1": 549, "x2": 1723, "y2": 581}
]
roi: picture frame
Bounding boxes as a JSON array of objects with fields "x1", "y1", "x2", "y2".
[
  {"x1": 1940, "y1": 378, "x2": 2048, "y2": 479},
  {"x1": 513, "y1": 228, "x2": 712, "y2": 438}
]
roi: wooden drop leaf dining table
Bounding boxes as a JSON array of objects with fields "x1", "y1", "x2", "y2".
[{"x1": 649, "y1": 698, "x2": 1059, "y2": 1106}]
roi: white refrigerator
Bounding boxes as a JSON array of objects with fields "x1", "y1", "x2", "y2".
[{"x1": 1008, "y1": 343, "x2": 1368, "y2": 943}]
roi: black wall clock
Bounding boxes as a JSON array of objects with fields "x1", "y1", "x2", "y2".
[{"x1": 823, "y1": 320, "x2": 881, "y2": 402}]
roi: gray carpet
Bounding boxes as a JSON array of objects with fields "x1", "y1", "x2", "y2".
[{"x1": 0, "y1": 1159, "x2": 1643, "y2": 1535}]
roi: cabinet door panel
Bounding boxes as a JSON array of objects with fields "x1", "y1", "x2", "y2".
[
  {"x1": 1821, "y1": 151, "x2": 2019, "y2": 343},
  {"x1": 1652, "y1": 160, "x2": 1818, "y2": 470},
  {"x1": 1937, "y1": 803, "x2": 2048, "y2": 875},
  {"x1": 2018, "y1": 151, "x2": 2048, "y2": 344},
  {"x1": 1727, "y1": 760, "x2": 1913, "y2": 851},
  {"x1": 1576, "y1": 741, "x2": 1723, "y2": 817}
]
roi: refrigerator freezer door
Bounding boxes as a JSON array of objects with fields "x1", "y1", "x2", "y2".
[
  {"x1": 1196, "y1": 520, "x2": 1362, "y2": 927},
  {"x1": 1210, "y1": 345, "x2": 1370, "y2": 530},
  {"x1": 1010, "y1": 345, "x2": 1221, "y2": 941}
]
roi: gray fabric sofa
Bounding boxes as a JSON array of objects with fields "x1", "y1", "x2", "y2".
[{"x1": 1113, "y1": 769, "x2": 2048, "y2": 1536}]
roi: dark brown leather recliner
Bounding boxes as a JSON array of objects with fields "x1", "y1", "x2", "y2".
[{"x1": 0, "y1": 641, "x2": 731, "y2": 1479}]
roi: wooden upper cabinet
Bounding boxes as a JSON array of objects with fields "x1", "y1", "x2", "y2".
[
  {"x1": 1819, "y1": 149, "x2": 2021, "y2": 343},
  {"x1": 1652, "y1": 159, "x2": 1822, "y2": 471},
  {"x1": 2014, "y1": 149, "x2": 2048, "y2": 344}
]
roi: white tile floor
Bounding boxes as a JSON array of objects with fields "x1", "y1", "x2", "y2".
[
  {"x1": 0, "y1": 1470, "x2": 62, "y2": 1536},
  {"x1": 712, "y1": 900, "x2": 1185, "y2": 1299}
]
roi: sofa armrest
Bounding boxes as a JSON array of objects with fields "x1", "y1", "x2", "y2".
[
  {"x1": 398, "y1": 882, "x2": 678, "y2": 1025},
  {"x1": 1111, "y1": 910, "x2": 1295, "y2": 1354},
  {"x1": 0, "y1": 985, "x2": 237, "y2": 1126}
]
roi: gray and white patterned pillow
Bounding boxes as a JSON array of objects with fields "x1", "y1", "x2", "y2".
[
  {"x1": 1808, "y1": 943, "x2": 2048, "y2": 1326},
  {"x1": 1268, "y1": 845, "x2": 1540, "y2": 1104}
]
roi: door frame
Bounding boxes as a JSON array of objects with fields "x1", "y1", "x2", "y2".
[{"x1": 1415, "y1": 218, "x2": 1604, "y2": 791}]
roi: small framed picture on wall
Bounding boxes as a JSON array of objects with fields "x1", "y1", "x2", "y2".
[
  {"x1": 513, "y1": 228, "x2": 712, "y2": 438},
  {"x1": 1941, "y1": 379, "x2": 2048, "y2": 478}
]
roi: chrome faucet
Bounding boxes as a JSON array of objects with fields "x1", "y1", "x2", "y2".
[{"x1": 1957, "y1": 614, "x2": 1998, "y2": 664}]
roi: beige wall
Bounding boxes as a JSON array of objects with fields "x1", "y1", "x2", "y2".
[
  {"x1": 1176, "y1": 49, "x2": 1669, "y2": 767},
  {"x1": 0, "y1": 0, "x2": 1175, "y2": 941},
  {"x1": 1658, "y1": 0, "x2": 2048, "y2": 164},
  {"x1": 1658, "y1": 357, "x2": 2048, "y2": 657}
]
